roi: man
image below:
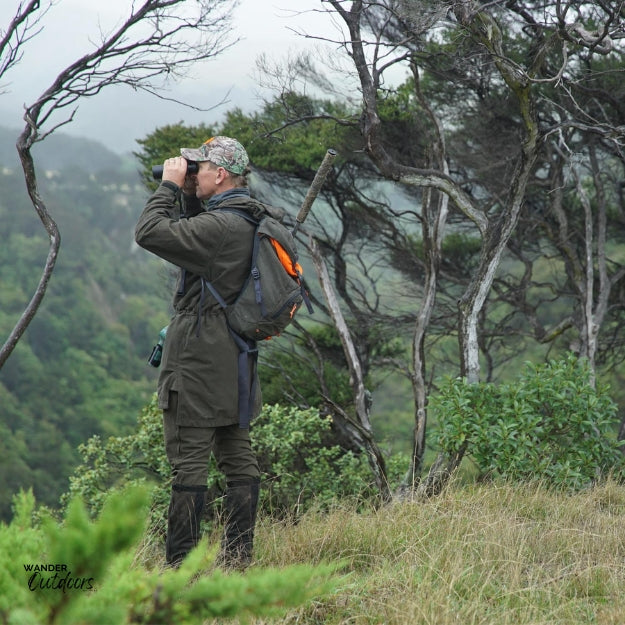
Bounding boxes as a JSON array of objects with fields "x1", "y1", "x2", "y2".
[{"x1": 135, "y1": 136, "x2": 265, "y2": 569}]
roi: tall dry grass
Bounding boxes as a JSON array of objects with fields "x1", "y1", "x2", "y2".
[{"x1": 245, "y1": 479, "x2": 625, "y2": 625}]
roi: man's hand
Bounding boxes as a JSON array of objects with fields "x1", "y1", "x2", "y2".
[
  {"x1": 181, "y1": 172, "x2": 198, "y2": 196},
  {"x1": 162, "y1": 156, "x2": 189, "y2": 188}
]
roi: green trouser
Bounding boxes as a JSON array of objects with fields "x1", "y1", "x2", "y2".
[{"x1": 163, "y1": 391, "x2": 260, "y2": 567}]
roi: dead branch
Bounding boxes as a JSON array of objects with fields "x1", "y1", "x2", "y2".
[
  {"x1": 0, "y1": 0, "x2": 53, "y2": 85},
  {"x1": 309, "y1": 236, "x2": 391, "y2": 500}
]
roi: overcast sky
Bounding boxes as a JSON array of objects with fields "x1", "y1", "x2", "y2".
[{"x1": 0, "y1": 0, "x2": 347, "y2": 154}]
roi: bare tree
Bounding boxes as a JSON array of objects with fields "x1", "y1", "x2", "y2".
[
  {"x1": 308, "y1": 0, "x2": 625, "y2": 494},
  {"x1": 323, "y1": 0, "x2": 542, "y2": 494},
  {"x1": 0, "y1": 0, "x2": 238, "y2": 368},
  {"x1": 0, "y1": 0, "x2": 52, "y2": 88}
]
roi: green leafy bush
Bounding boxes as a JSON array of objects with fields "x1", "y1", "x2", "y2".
[
  {"x1": 0, "y1": 486, "x2": 339, "y2": 625},
  {"x1": 432, "y1": 355, "x2": 624, "y2": 489},
  {"x1": 65, "y1": 399, "x2": 377, "y2": 526},
  {"x1": 252, "y1": 405, "x2": 375, "y2": 515}
]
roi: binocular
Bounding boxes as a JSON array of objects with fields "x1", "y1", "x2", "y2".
[{"x1": 152, "y1": 160, "x2": 199, "y2": 179}]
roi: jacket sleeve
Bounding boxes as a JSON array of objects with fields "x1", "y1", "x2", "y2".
[{"x1": 135, "y1": 183, "x2": 230, "y2": 275}]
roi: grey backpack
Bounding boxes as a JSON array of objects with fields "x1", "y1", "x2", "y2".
[{"x1": 202, "y1": 207, "x2": 313, "y2": 342}]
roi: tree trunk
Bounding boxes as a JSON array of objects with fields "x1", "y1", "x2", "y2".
[
  {"x1": 309, "y1": 237, "x2": 391, "y2": 501},
  {"x1": 402, "y1": 186, "x2": 449, "y2": 492},
  {"x1": 573, "y1": 146, "x2": 617, "y2": 388},
  {"x1": 0, "y1": 129, "x2": 60, "y2": 369}
]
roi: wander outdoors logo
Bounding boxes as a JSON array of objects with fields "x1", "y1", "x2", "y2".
[{"x1": 23, "y1": 563, "x2": 94, "y2": 592}]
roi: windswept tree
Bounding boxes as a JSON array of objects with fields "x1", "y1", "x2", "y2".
[
  {"x1": 278, "y1": 0, "x2": 625, "y2": 493},
  {"x1": 0, "y1": 0, "x2": 238, "y2": 368}
]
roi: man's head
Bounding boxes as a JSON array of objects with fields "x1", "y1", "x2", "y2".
[
  {"x1": 180, "y1": 136, "x2": 249, "y2": 200},
  {"x1": 181, "y1": 136, "x2": 249, "y2": 175},
  {"x1": 180, "y1": 136, "x2": 249, "y2": 199}
]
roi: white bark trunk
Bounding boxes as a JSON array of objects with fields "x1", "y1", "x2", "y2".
[{"x1": 309, "y1": 237, "x2": 391, "y2": 500}]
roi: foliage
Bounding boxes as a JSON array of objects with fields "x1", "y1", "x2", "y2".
[
  {"x1": 220, "y1": 99, "x2": 350, "y2": 174},
  {"x1": 133, "y1": 97, "x2": 355, "y2": 196},
  {"x1": 0, "y1": 486, "x2": 339, "y2": 625},
  {"x1": 0, "y1": 160, "x2": 170, "y2": 520},
  {"x1": 133, "y1": 122, "x2": 215, "y2": 192},
  {"x1": 432, "y1": 354, "x2": 624, "y2": 489},
  {"x1": 65, "y1": 399, "x2": 386, "y2": 528},
  {"x1": 252, "y1": 404, "x2": 376, "y2": 515}
]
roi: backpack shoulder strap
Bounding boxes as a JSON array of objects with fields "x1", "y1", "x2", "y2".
[
  {"x1": 213, "y1": 205, "x2": 261, "y2": 226},
  {"x1": 201, "y1": 206, "x2": 261, "y2": 310},
  {"x1": 201, "y1": 277, "x2": 228, "y2": 309}
]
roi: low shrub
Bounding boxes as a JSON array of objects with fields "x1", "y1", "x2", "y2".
[
  {"x1": 432, "y1": 354, "x2": 624, "y2": 488},
  {"x1": 0, "y1": 486, "x2": 338, "y2": 625},
  {"x1": 64, "y1": 399, "x2": 386, "y2": 526}
]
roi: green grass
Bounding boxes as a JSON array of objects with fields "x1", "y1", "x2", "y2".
[{"x1": 227, "y1": 479, "x2": 625, "y2": 624}]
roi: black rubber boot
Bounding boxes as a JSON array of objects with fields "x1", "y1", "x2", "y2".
[
  {"x1": 165, "y1": 484, "x2": 207, "y2": 567},
  {"x1": 220, "y1": 477, "x2": 260, "y2": 570}
]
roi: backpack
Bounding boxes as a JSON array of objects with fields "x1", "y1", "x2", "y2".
[{"x1": 201, "y1": 207, "x2": 313, "y2": 342}]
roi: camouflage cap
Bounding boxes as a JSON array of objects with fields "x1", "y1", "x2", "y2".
[{"x1": 180, "y1": 136, "x2": 249, "y2": 175}]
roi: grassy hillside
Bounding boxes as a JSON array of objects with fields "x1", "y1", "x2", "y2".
[
  {"x1": 238, "y1": 480, "x2": 625, "y2": 624},
  {"x1": 4, "y1": 480, "x2": 623, "y2": 624}
]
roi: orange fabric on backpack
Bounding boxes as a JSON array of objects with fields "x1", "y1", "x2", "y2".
[{"x1": 269, "y1": 238, "x2": 303, "y2": 279}]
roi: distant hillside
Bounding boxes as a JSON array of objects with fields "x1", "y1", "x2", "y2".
[
  {"x1": 0, "y1": 129, "x2": 170, "y2": 520},
  {"x1": 0, "y1": 125, "x2": 125, "y2": 172}
]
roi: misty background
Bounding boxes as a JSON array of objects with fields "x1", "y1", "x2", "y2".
[{"x1": 0, "y1": 0, "x2": 345, "y2": 155}]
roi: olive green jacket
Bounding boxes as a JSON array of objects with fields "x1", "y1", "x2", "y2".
[{"x1": 135, "y1": 182, "x2": 267, "y2": 427}]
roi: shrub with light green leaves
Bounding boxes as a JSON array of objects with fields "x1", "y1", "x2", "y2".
[
  {"x1": 432, "y1": 354, "x2": 624, "y2": 489},
  {"x1": 0, "y1": 486, "x2": 339, "y2": 625},
  {"x1": 65, "y1": 399, "x2": 380, "y2": 525},
  {"x1": 252, "y1": 404, "x2": 375, "y2": 515}
]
